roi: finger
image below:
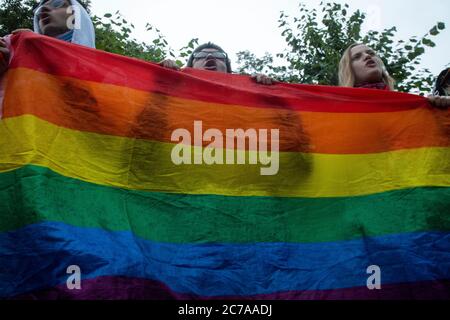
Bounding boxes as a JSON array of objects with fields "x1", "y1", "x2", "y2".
[
  {"x1": 168, "y1": 62, "x2": 178, "y2": 70},
  {"x1": 439, "y1": 97, "x2": 449, "y2": 109},
  {"x1": 435, "y1": 97, "x2": 447, "y2": 109},
  {"x1": 444, "y1": 97, "x2": 450, "y2": 108},
  {"x1": 427, "y1": 96, "x2": 436, "y2": 105},
  {"x1": 263, "y1": 77, "x2": 272, "y2": 85},
  {"x1": 161, "y1": 61, "x2": 171, "y2": 68},
  {"x1": 164, "y1": 61, "x2": 179, "y2": 70}
]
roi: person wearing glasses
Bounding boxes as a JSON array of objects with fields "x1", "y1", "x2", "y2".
[
  {"x1": 0, "y1": 0, "x2": 95, "y2": 76},
  {"x1": 339, "y1": 43, "x2": 450, "y2": 108},
  {"x1": 159, "y1": 42, "x2": 275, "y2": 85},
  {"x1": 187, "y1": 42, "x2": 232, "y2": 74}
]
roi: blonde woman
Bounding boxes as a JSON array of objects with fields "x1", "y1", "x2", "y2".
[{"x1": 339, "y1": 43, "x2": 449, "y2": 108}]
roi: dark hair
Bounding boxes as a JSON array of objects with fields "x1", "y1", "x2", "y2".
[
  {"x1": 434, "y1": 68, "x2": 450, "y2": 96},
  {"x1": 187, "y1": 42, "x2": 232, "y2": 73}
]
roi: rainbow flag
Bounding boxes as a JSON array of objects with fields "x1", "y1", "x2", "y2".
[{"x1": 0, "y1": 32, "x2": 449, "y2": 300}]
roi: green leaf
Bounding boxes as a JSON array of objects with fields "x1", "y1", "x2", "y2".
[
  {"x1": 429, "y1": 26, "x2": 439, "y2": 36},
  {"x1": 104, "y1": 13, "x2": 112, "y2": 18},
  {"x1": 422, "y1": 38, "x2": 436, "y2": 47},
  {"x1": 415, "y1": 47, "x2": 425, "y2": 54},
  {"x1": 437, "y1": 22, "x2": 445, "y2": 30}
]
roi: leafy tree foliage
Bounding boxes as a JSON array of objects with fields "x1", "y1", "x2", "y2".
[
  {"x1": 1, "y1": 1, "x2": 446, "y2": 93},
  {"x1": 236, "y1": 2, "x2": 446, "y2": 93},
  {"x1": 0, "y1": 0, "x2": 196, "y2": 63}
]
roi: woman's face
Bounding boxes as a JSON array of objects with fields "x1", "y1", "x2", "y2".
[{"x1": 350, "y1": 45, "x2": 384, "y2": 85}]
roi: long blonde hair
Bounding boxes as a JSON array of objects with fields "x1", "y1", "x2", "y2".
[{"x1": 338, "y1": 43, "x2": 395, "y2": 90}]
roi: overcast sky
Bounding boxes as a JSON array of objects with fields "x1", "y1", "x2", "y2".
[{"x1": 90, "y1": 0, "x2": 449, "y2": 74}]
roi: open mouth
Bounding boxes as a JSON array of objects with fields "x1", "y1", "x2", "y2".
[
  {"x1": 204, "y1": 59, "x2": 217, "y2": 70},
  {"x1": 366, "y1": 59, "x2": 377, "y2": 68}
]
